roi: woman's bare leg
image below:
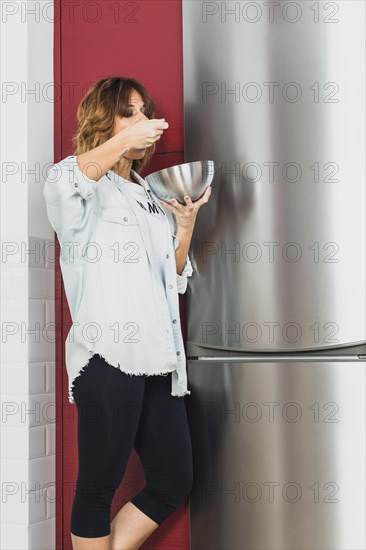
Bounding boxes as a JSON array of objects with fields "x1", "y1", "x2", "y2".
[
  {"x1": 71, "y1": 532, "x2": 110, "y2": 549},
  {"x1": 110, "y1": 502, "x2": 159, "y2": 550},
  {"x1": 70, "y1": 501, "x2": 158, "y2": 550}
]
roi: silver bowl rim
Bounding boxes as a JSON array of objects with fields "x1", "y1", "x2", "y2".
[{"x1": 145, "y1": 159, "x2": 215, "y2": 180}]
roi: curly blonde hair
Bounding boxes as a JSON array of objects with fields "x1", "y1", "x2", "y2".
[{"x1": 72, "y1": 77, "x2": 157, "y2": 174}]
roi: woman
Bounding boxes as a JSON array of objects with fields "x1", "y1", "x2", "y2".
[{"x1": 43, "y1": 76, "x2": 211, "y2": 550}]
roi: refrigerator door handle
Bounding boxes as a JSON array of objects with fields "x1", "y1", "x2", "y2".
[{"x1": 187, "y1": 355, "x2": 363, "y2": 362}]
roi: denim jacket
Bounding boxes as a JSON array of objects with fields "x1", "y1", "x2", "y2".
[{"x1": 43, "y1": 155, "x2": 193, "y2": 404}]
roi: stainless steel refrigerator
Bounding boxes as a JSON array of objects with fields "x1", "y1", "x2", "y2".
[{"x1": 182, "y1": 1, "x2": 366, "y2": 549}]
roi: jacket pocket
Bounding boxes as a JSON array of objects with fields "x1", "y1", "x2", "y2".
[{"x1": 100, "y1": 206, "x2": 139, "y2": 226}]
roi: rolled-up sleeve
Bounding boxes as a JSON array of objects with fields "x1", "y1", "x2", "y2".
[
  {"x1": 43, "y1": 155, "x2": 98, "y2": 236},
  {"x1": 172, "y1": 234, "x2": 194, "y2": 294}
]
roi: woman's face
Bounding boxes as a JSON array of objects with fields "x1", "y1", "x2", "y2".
[{"x1": 113, "y1": 89, "x2": 149, "y2": 160}]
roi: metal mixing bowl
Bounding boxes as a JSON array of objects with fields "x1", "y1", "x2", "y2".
[{"x1": 145, "y1": 160, "x2": 215, "y2": 204}]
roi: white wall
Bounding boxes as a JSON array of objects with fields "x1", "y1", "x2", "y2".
[{"x1": 1, "y1": 2, "x2": 56, "y2": 549}]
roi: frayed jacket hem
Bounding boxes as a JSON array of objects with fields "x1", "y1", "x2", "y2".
[{"x1": 68, "y1": 349, "x2": 191, "y2": 404}]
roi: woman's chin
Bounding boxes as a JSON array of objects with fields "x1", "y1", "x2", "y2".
[
  {"x1": 125, "y1": 148, "x2": 147, "y2": 160},
  {"x1": 133, "y1": 148, "x2": 146, "y2": 155}
]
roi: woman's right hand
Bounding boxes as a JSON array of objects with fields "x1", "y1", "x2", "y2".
[{"x1": 125, "y1": 118, "x2": 169, "y2": 149}]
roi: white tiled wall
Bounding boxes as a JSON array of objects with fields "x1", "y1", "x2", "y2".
[{"x1": 1, "y1": 2, "x2": 56, "y2": 549}]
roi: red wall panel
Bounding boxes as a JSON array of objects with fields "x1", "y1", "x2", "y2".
[{"x1": 55, "y1": 1, "x2": 189, "y2": 548}]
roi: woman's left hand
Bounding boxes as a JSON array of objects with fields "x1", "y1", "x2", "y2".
[{"x1": 160, "y1": 186, "x2": 212, "y2": 230}]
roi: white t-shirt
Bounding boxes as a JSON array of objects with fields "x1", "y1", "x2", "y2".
[{"x1": 107, "y1": 170, "x2": 169, "y2": 287}]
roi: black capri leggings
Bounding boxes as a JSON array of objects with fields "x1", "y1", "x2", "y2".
[{"x1": 70, "y1": 354, "x2": 194, "y2": 538}]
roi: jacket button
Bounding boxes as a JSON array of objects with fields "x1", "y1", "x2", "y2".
[
  {"x1": 176, "y1": 350, "x2": 181, "y2": 356},
  {"x1": 123, "y1": 217, "x2": 128, "y2": 222},
  {"x1": 166, "y1": 253, "x2": 169, "y2": 258},
  {"x1": 172, "y1": 319, "x2": 177, "y2": 324},
  {"x1": 168, "y1": 284, "x2": 173, "y2": 289},
  {"x1": 74, "y1": 182, "x2": 78, "y2": 187}
]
